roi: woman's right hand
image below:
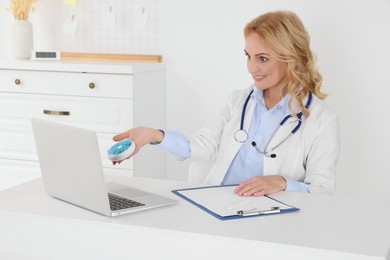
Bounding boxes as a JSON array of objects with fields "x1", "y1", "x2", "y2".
[{"x1": 112, "y1": 127, "x2": 164, "y2": 165}]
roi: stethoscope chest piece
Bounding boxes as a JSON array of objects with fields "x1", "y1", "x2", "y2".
[
  {"x1": 107, "y1": 139, "x2": 136, "y2": 161},
  {"x1": 234, "y1": 129, "x2": 248, "y2": 143}
]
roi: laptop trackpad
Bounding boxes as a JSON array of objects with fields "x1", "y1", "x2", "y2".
[{"x1": 107, "y1": 182, "x2": 151, "y2": 198}]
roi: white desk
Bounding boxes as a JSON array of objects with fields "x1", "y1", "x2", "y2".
[{"x1": 0, "y1": 174, "x2": 389, "y2": 260}]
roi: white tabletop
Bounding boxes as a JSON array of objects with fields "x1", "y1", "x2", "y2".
[{"x1": 0, "y1": 174, "x2": 389, "y2": 260}]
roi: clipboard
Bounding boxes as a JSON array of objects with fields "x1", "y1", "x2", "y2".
[{"x1": 172, "y1": 185, "x2": 300, "y2": 220}]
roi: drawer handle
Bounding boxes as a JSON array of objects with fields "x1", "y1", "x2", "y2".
[
  {"x1": 15, "y1": 79, "x2": 21, "y2": 85},
  {"x1": 89, "y1": 82, "x2": 95, "y2": 89},
  {"x1": 43, "y1": 110, "x2": 70, "y2": 116}
]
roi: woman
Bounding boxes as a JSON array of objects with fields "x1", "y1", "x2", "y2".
[{"x1": 113, "y1": 10, "x2": 340, "y2": 196}]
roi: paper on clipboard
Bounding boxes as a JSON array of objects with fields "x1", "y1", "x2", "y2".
[{"x1": 172, "y1": 185, "x2": 299, "y2": 220}]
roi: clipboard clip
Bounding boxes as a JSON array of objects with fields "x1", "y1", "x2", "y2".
[{"x1": 237, "y1": 207, "x2": 280, "y2": 216}]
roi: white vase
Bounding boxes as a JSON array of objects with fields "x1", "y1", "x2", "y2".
[{"x1": 10, "y1": 20, "x2": 33, "y2": 60}]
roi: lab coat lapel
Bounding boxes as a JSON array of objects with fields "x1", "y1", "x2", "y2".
[
  {"x1": 209, "y1": 98, "x2": 256, "y2": 184},
  {"x1": 267, "y1": 116, "x2": 299, "y2": 151},
  {"x1": 228, "y1": 97, "x2": 256, "y2": 163},
  {"x1": 268, "y1": 93, "x2": 311, "y2": 149}
]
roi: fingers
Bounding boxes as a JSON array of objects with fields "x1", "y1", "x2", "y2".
[
  {"x1": 111, "y1": 153, "x2": 136, "y2": 165},
  {"x1": 111, "y1": 131, "x2": 137, "y2": 165},
  {"x1": 111, "y1": 148, "x2": 140, "y2": 165},
  {"x1": 234, "y1": 180, "x2": 264, "y2": 196},
  {"x1": 111, "y1": 129, "x2": 141, "y2": 164},
  {"x1": 111, "y1": 127, "x2": 161, "y2": 165},
  {"x1": 234, "y1": 176, "x2": 287, "y2": 196},
  {"x1": 113, "y1": 131, "x2": 130, "y2": 142}
]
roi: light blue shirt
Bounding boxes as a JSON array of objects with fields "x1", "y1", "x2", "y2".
[
  {"x1": 157, "y1": 89, "x2": 309, "y2": 193},
  {"x1": 222, "y1": 89, "x2": 285, "y2": 184}
]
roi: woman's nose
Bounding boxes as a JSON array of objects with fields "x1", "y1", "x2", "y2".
[{"x1": 247, "y1": 60, "x2": 259, "y2": 73}]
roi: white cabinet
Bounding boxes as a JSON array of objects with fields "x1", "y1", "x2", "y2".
[{"x1": 0, "y1": 60, "x2": 166, "y2": 189}]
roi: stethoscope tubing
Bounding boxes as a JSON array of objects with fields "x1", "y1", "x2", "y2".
[
  {"x1": 240, "y1": 89, "x2": 254, "y2": 131},
  {"x1": 235, "y1": 89, "x2": 312, "y2": 156}
]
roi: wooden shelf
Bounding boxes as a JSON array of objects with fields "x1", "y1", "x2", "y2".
[{"x1": 61, "y1": 52, "x2": 162, "y2": 63}]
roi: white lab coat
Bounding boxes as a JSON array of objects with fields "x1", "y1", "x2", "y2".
[{"x1": 188, "y1": 86, "x2": 340, "y2": 195}]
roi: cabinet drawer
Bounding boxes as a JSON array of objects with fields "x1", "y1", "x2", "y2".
[
  {"x1": 0, "y1": 93, "x2": 133, "y2": 133},
  {"x1": 0, "y1": 128, "x2": 36, "y2": 161},
  {"x1": 0, "y1": 61, "x2": 165, "y2": 180},
  {"x1": 0, "y1": 69, "x2": 133, "y2": 99}
]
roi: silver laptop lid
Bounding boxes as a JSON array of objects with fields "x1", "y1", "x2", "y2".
[{"x1": 31, "y1": 118, "x2": 111, "y2": 216}]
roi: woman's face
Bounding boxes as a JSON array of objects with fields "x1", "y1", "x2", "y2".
[{"x1": 245, "y1": 32, "x2": 288, "y2": 93}]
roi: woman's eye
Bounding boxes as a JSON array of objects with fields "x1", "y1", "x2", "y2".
[{"x1": 259, "y1": 56, "x2": 268, "y2": 62}]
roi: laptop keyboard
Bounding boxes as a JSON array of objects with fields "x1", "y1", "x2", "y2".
[{"x1": 108, "y1": 193, "x2": 145, "y2": 211}]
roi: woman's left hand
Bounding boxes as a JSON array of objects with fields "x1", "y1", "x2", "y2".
[{"x1": 234, "y1": 176, "x2": 287, "y2": 196}]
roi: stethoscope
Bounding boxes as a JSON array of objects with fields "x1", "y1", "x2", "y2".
[{"x1": 234, "y1": 90, "x2": 313, "y2": 158}]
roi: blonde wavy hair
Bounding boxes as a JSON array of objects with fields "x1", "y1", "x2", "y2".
[{"x1": 244, "y1": 10, "x2": 326, "y2": 118}]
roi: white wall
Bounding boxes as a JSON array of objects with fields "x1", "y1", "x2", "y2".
[
  {"x1": 158, "y1": 0, "x2": 390, "y2": 200},
  {"x1": 1, "y1": 0, "x2": 389, "y2": 200},
  {"x1": 0, "y1": 0, "x2": 159, "y2": 58}
]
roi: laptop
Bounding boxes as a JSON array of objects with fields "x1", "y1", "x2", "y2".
[{"x1": 31, "y1": 118, "x2": 178, "y2": 217}]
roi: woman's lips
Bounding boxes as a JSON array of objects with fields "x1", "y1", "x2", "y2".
[{"x1": 253, "y1": 75, "x2": 266, "y2": 81}]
